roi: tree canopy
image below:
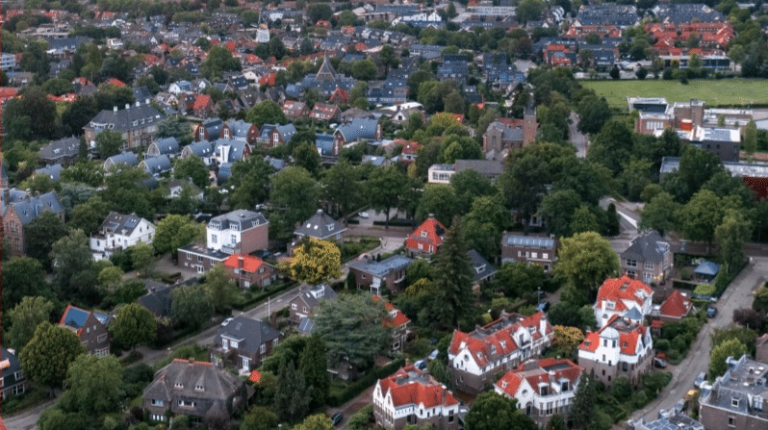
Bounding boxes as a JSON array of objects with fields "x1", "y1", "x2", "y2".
[
  {"x1": 281, "y1": 238, "x2": 342, "y2": 286},
  {"x1": 20, "y1": 322, "x2": 86, "y2": 390},
  {"x1": 112, "y1": 303, "x2": 157, "y2": 351}
]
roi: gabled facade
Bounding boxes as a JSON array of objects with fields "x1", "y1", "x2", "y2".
[
  {"x1": 211, "y1": 316, "x2": 282, "y2": 372},
  {"x1": 373, "y1": 366, "x2": 462, "y2": 430},
  {"x1": 103, "y1": 151, "x2": 139, "y2": 170},
  {"x1": 83, "y1": 102, "x2": 164, "y2": 149},
  {"x1": 292, "y1": 209, "x2": 347, "y2": 242},
  {"x1": 620, "y1": 230, "x2": 673, "y2": 286},
  {"x1": 309, "y1": 103, "x2": 342, "y2": 122},
  {"x1": 39, "y1": 136, "x2": 80, "y2": 166},
  {"x1": 593, "y1": 275, "x2": 653, "y2": 328},
  {"x1": 181, "y1": 141, "x2": 215, "y2": 166},
  {"x1": 1, "y1": 347, "x2": 26, "y2": 400},
  {"x1": 289, "y1": 284, "x2": 338, "y2": 325},
  {"x1": 90, "y1": 211, "x2": 155, "y2": 260},
  {"x1": 147, "y1": 137, "x2": 180, "y2": 158},
  {"x1": 334, "y1": 118, "x2": 382, "y2": 147},
  {"x1": 652, "y1": 290, "x2": 693, "y2": 323},
  {"x1": 699, "y1": 355, "x2": 768, "y2": 430},
  {"x1": 405, "y1": 215, "x2": 446, "y2": 257},
  {"x1": 494, "y1": 358, "x2": 582, "y2": 426},
  {"x1": 578, "y1": 315, "x2": 653, "y2": 387},
  {"x1": 1, "y1": 190, "x2": 65, "y2": 256},
  {"x1": 375, "y1": 296, "x2": 412, "y2": 352},
  {"x1": 221, "y1": 254, "x2": 277, "y2": 289},
  {"x1": 59, "y1": 304, "x2": 111, "y2": 357},
  {"x1": 140, "y1": 154, "x2": 173, "y2": 176},
  {"x1": 219, "y1": 119, "x2": 259, "y2": 145},
  {"x1": 194, "y1": 118, "x2": 224, "y2": 142},
  {"x1": 448, "y1": 312, "x2": 554, "y2": 394},
  {"x1": 282, "y1": 100, "x2": 309, "y2": 120}
]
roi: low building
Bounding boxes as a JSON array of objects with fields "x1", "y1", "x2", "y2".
[
  {"x1": 90, "y1": 212, "x2": 155, "y2": 261},
  {"x1": 578, "y1": 315, "x2": 653, "y2": 387},
  {"x1": 373, "y1": 366, "x2": 462, "y2": 430},
  {"x1": 1, "y1": 347, "x2": 26, "y2": 400},
  {"x1": 620, "y1": 230, "x2": 673, "y2": 285},
  {"x1": 374, "y1": 295, "x2": 412, "y2": 352},
  {"x1": 211, "y1": 316, "x2": 282, "y2": 373},
  {"x1": 59, "y1": 304, "x2": 111, "y2": 357},
  {"x1": 651, "y1": 290, "x2": 693, "y2": 323},
  {"x1": 405, "y1": 215, "x2": 447, "y2": 257},
  {"x1": 146, "y1": 137, "x2": 180, "y2": 158},
  {"x1": 221, "y1": 254, "x2": 277, "y2": 289},
  {"x1": 448, "y1": 312, "x2": 554, "y2": 394},
  {"x1": 629, "y1": 410, "x2": 704, "y2": 430},
  {"x1": 468, "y1": 250, "x2": 497, "y2": 289},
  {"x1": 348, "y1": 254, "x2": 413, "y2": 295},
  {"x1": 282, "y1": 100, "x2": 309, "y2": 120},
  {"x1": 593, "y1": 275, "x2": 653, "y2": 328},
  {"x1": 289, "y1": 284, "x2": 338, "y2": 325},
  {"x1": 142, "y1": 359, "x2": 249, "y2": 424},
  {"x1": 494, "y1": 358, "x2": 582, "y2": 426},
  {"x1": 500, "y1": 233, "x2": 558, "y2": 273},
  {"x1": 1, "y1": 189, "x2": 65, "y2": 257},
  {"x1": 428, "y1": 160, "x2": 505, "y2": 184},
  {"x1": 699, "y1": 355, "x2": 768, "y2": 430}
]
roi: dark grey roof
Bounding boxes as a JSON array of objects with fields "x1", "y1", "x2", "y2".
[
  {"x1": 151, "y1": 137, "x2": 180, "y2": 155},
  {"x1": 297, "y1": 283, "x2": 337, "y2": 309},
  {"x1": 184, "y1": 140, "x2": 214, "y2": 158},
  {"x1": 700, "y1": 355, "x2": 768, "y2": 420},
  {"x1": 98, "y1": 211, "x2": 151, "y2": 236},
  {"x1": 133, "y1": 86, "x2": 153, "y2": 102},
  {"x1": 621, "y1": 231, "x2": 669, "y2": 264},
  {"x1": 468, "y1": 250, "x2": 497, "y2": 283},
  {"x1": 209, "y1": 210, "x2": 267, "y2": 231},
  {"x1": 454, "y1": 159, "x2": 504, "y2": 177},
  {"x1": 348, "y1": 255, "x2": 413, "y2": 278},
  {"x1": 229, "y1": 120, "x2": 255, "y2": 139},
  {"x1": 141, "y1": 155, "x2": 173, "y2": 175},
  {"x1": 576, "y1": 4, "x2": 638, "y2": 26},
  {"x1": 214, "y1": 316, "x2": 279, "y2": 356},
  {"x1": 5, "y1": 191, "x2": 64, "y2": 225},
  {"x1": 335, "y1": 118, "x2": 379, "y2": 143},
  {"x1": 86, "y1": 103, "x2": 164, "y2": 133},
  {"x1": 203, "y1": 118, "x2": 224, "y2": 139},
  {"x1": 1, "y1": 346, "x2": 24, "y2": 387},
  {"x1": 39, "y1": 136, "x2": 80, "y2": 161},
  {"x1": 106, "y1": 151, "x2": 139, "y2": 167},
  {"x1": 138, "y1": 283, "x2": 172, "y2": 318},
  {"x1": 213, "y1": 139, "x2": 249, "y2": 163},
  {"x1": 636, "y1": 411, "x2": 704, "y2": 430},
  {"x1": 294, "y1": 209, "x2": 347, "y2": 239},
  {"x1": 651, "y1": 3, "x2": 724, "y2": 23},
  {"x1": 34, "y1": 163, "x2": 63, "y2": 182}
]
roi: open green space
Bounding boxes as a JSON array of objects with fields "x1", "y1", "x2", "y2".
[{"x1": 582, "y1": 79, "x2": 768, "y2": 109}]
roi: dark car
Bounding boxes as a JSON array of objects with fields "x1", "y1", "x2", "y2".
[
  {"x1": 654, "y1": 357, "x2": 668, "y2": 368},
  {"x1": 331, "y1": 412, "x2": 343, "y2": 427},
  {"x1": 706, "y1": 306, "x2": 717, "y2": 318}
]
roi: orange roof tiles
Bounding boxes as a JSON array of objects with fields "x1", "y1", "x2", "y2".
[
  {"x1": 658, "y1": 290, "x2": 692, "y2": 318},
  {"x1": 379, "y1": 366, "x2": 459, "y2": 408},
  {"x1": 405, "y1": 216, "x2": 446, "y2": 254},
  {"x1": 496, "y1": 358, "x2": 582, "y2": 398},
  {"x1": 223, "y1": 254, "x2": 264, "y2": 273},
  {"x1": 596, "y1": 275, "x2": 652, "y2": 312},
  {"x1": 579, "y1": 314, "x2": 647, "y2": 356},
  {"x1": 193, "y1": 94, "x2": 212, "y2": 110}
]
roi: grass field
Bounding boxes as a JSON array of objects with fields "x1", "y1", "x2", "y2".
[{"x1": 582, "y1": 79, "x2": 768, "y2": 109}]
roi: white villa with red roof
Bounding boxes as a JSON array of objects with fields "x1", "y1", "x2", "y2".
[
  {"x1": 405, "y1": 215, "x2": 446, "y2": 257},
  {"x1": 593, "y1": 275, "x2": 653, "y2": 328},
  {"x1": 494, "y1": 358, "x2": 582, "y2": 426},
  {"x1": 373, "y1": 365, "x2": 462, "y2": 430},
  {"x1": 447, "y1": 311, "x2": 554, "y2": 394},
  {"x1": 578, "y1": 315, "x2": 653, "y2": 387}
]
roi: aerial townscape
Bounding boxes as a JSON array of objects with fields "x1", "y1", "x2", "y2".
[{"x1": 2, "y1": 0, "x2": 768, "y2": 430}]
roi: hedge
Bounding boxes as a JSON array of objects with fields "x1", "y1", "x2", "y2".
[
  {"x1": 672, "y1": 280, "x2": 697, "y2": 290},
  {"x1": 327, "y1": 357, "x2": 405, "y2": 407},
  {"x1": 373, "y1": 219, "x2": 414, "y2": 227}
]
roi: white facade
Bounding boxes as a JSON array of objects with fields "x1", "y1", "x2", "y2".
[
  {"x1": 578, "y1": 325, "x2": 653, "y2": 367},
  {"x1": 207, "y1": 223, "x2": 241, "y2": 253},
  {"x1": 428, "y1": 164, "x2": 456, "y2": 184},
  {"x1": 90, "y1": 217, "x2": 155, "y2": 260},
  {"x1": 1, "y1": 53, "x2": 16, "y2": 71}
]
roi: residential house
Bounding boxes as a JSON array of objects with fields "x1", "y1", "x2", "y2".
[
  {"x1": 180, "y1": 141, "x2": 215, "y2": 166},
  {"x1": 650, "y1": 290, "x2": 693, "y2": 324},
  {"x1": 212, "y1": 138, "x2": 251, "y2": 167},
  {"x1": 333, "y1": 118, "x2": 382, "y2": 150},
  {"x1": 468, "y1": 250, "x2": 497, "y2": 291},
  {"x1": 373, "y1": 366, "x2": 462, "y2": 430},
  {"x1": 103, "y1": 151, "x2": 139, "y2": 170},
  {"x1": 258, "y1": 123, "x2": 297, "y2": 147},
  {"x1": 578, "y1": 315, "x2": 653, "y2": 386},
  {"x1": 574, "y1": 4, "x2": 638, "y2": 28},
  {"x1": 59, "y1": 304, "x2": 111, "y2": 357},
  {"x1": 483, "y1": 114, "x2": 537, "y2": 153},
  {"x1": 289, "y1": 283, "x2": 338, "y2": 326},
  {"x1": 494, "y1": 358, "x2": 582, "y2": 426},
  {"x1": 39, "y1": 136, "x2": 80, "y2": 167},
  {"x1": 178, "y1": 210, "x2": 269, "y2": 274},
  {"x1": 292, "y1": 209, "x2": 347, "y2": 244},
  {"x1": 428, "y1": 160, "x2": 504, "y2": 184},
  {"x1": 147, "y1": 137, "x2": 180, "y2": 158},
  {"x1": 594, "y1": 275, "x2": 653, "y2": 328},
  {"x1": 34, "y1": 164, "x2": 63, "y2": 182},
  {"x1": 699, "y1": 354, "x2": 768, "y2": 430},
  {"x1": 142, "y1": 359, "x2": 249, "y2": 424},
  {"x1": 448, "y1": 311, "x2": 554, "y2": 394},
  {"x1": 194, "y1": 118, "x2": 225, "y2": 142},
  {"x1": 1, "y1": 347, "x2": 26, "y2": 400},
  {"x1": 219, "y1": 120, "x2": 259, "y2": 145},
  {"x1": 169, "y1": 80, "x2": 193, "y2": 95},
  {"x1": 1, "y1": 189, "x2": 65, "y2": 256},
  {"x1": 309, "y1": 103, "x2": 342, "y2": 122},
  {"x1": 375, "y1": 296, "x2": 412, "y2": 352},
  {"x1": 221, "y1": 254, "x2": 277, "y2": 289},
  {"x1": 629, "y1": 410, "x2": 704, "y2": 430},
  {"x1": 405, "y1": 215, "x2": 446, "y2": 257},
  {"x1": 620, "y1": 230, "x2": 673, "y2": 285},
  {"x1": 500, "y1": 233, "x2": 559, "y2": 273},
  {"x1": 348, "y1": 254, "x2": 413, "y2": 295},
  {"x1": 90, "y1": 211, "x2": 156, "y2": 260},
  {"x1": 83, "y1": 101, "x2": 164, "y2": 149},
  {"x1": 140, "y1": 154, "x2": 173, "y2": 177},
  {"x1": 282, "y1": 100, "x2": 309, "y2": 120},
  {"x1": 315, "y1": 133, "x2": 337, "y2": 157},
  {"x1": 190, "y1": 94, "x2": 215, "y2": 118},
  {"x1": 399, "y1": 140, "x2": 421, "y2": 162},
  {"x1": 138, "y1": 283, "x2": 175, "y2": 319},
  {"x1": 211, "y1": 316, "x2": 282, "y2": 373}
]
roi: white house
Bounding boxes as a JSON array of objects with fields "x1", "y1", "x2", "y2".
[
  {"x1": 90, "y1": 212, "x2": 155, "y2": 260},
  {"x1": 593, "y1": 275, "x2": 653, "y2": 328},
  {"x1": 494, "y1": 358, "x2": 582, "y2": 426},
  {"x1": 428, "y1": 164, "x2": 455, "y2": 184},
  {"x1": 578, "y1": 315, "x2": 653, "y2": 387}
]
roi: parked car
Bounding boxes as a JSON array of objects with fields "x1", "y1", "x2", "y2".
[
  {"x1": 536, "y1": 301, "x2": 550, "y2": 312},
  {"x1": 695, "y1": 372, "x2": 706, "y2": 388},
  {"x1": 707, "y1": 306, "x2": 717, "y2": 318},
  {"x1": 221, "y1": 317, "x2": 234, "y2": 327},
  {"x1": 654, "y1": 357, "x2": 668, "y2": 368},
  {"x1": 331, "y1": 412, "x2": 343, "y2": 427},
  {"x1": 428, "y1": 349, "x2": 439, "y2": 361},
  {"x1": 414, "y1": 359, "x2": 428, "y2": 371},
  {"x1": 358, "y1": 211, "x2": 369, "y2": 219}
]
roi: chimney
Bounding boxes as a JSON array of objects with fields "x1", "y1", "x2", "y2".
[
  {"x1": 125, "y1": 103, "x2": 130, "y2": 110},
  {"x1": 135, "y1": 100, "x2": 141, "y2": 107},
  {"x1": 113, "y1": 106, "x2": 118, "y2": 113}
]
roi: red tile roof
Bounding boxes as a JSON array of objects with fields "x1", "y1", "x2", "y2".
[
  {"x1": 496, "y1": 358, "x2": 582, "y2": 398},
  {"x1": 398, "y1": 140, "x2": 421, "y2": 155},
  {"x1": 658, "y1": 290, "x2": 692, "y2": 318},
  {"x1": 379, "y1": 366, "x2": 459, "y2": 408},
  {"x1": 104, "y1": 78, "x2": 126, "y2": 88},
  {"x1": 223, "y1": 254, "x2": 263, "y2": 273},
  {"x1": 596, "y1": 275, "x2": 652, "y2": 312},
  {"x1": 579, "y1": 314, "x2": 647, "y2": 356},
  {"x1": 373, "y1": 295, "x2": 411, "y2": 328},
  {"x1": 405, "y1": 216, "x2": 447, "y2": 254},
  {"x1": 0, "y1": 416, "x2": 7, "y2": 430},
  {"x1": 193, "y1": 94, "x2": 212, "y2": 110}
]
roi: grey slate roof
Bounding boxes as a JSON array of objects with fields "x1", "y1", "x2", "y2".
[
  {"x1": 213, "y1": 316, "x2": 280, "y2": 356},
  {"x1": 294, "y1": 209, "x2": 347, "y2": 239},
  {"x1": 141, "y1": 155, "x2": 173, "y2": 175},
  {"x1": 34, "y1": 163, "x2": 63, "y2": 182},
  {"x1": 699, "y1": 355, "x2": 768, "y2": 423},
  {"x1": 468, "y1": 250, "x2": 497, "y2": 283},
  {"x1": 107, "y1": 151, "x2": 139, "y2": 167},
  {"x1": 229, "y1": 120, "x2": 255, "y2": 139},
  {"x1": 297, "y1": 283, "x2": 337, "y2": 309},
  {"x1": 213, "y1": 139, "x2": 249, "y2": 163},
  {"x1": 152, "y1": 137, "x2": 180, "y2": 155},
  {"x1": 39, "y1": 136, "x2": 80, "y2": 162},
  {"x1": 275, "y1": 124, "x2": 297, "y2": 142},
  {"x1": 184, "y1": 140, "x2": 214, "y2": 158},
  {"x1": 335, "y1": 118, "x2": 379, "y2": 143},
  {"x1": 202, "y1": 118, "x2": 224, "y2": 138},
  {"x1": 1, "y1": 346, "x2": 24, "y2": 390},
  {"x1": 651, "y1": 3, "x2": 724, "y2": 23},
  {"x1": 86, "y1": 103, "x2": 164, "y2": 134},
  {"x1": 98, "y1": 211, "x2": 151, "y2": 236},
  {"x1": 209, "y1": 210, "x2": 267, "y2": 231},
  {"x1": 576, "y1": 4, "x2": 638, "y2": 26},
  {"x1": 4, "y1": 191, "x2": 64, "y2": 224},
  {"x1": 138, "y1": 282, "x2": 173, "y2": 318},
  {"x1": 348, "y1": 255, "x2": 413, "y2": 278},
  {"x1": 621, "y1": 231, "x2": 669, "y2": 264}
]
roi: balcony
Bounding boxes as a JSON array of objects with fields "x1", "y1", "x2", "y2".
[{"x1": 221, "y1": 245, "x2": 236, "y2": 255}]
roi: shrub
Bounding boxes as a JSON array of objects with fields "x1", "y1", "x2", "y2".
[
  {"x1": 655, "y1": 339, "x2": 671, "y2": 352},
  {"x1": 693, "y1": 284, "x2": 716, "y2": 296},
  {"x1": 680, "y1": 267, "x2": 693, "y2": 281},
  {"x1": 672, "y1": 335, "x2": 688, "y2": 352},
  {"x1": 633, "y1": 390, "x2": 649, "y2": 408}
]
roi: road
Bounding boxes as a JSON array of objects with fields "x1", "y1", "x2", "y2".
[{"x1": 569, "y1": 112, "x2": 589, "y2": 158}]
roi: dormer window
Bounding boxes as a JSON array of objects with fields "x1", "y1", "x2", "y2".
[
  {"x1": 174, "y1": 382, "x2": 183, "y2": 389},
  {"x1": 327, "y1": 224, "x2": 334, "y2": 232},
  {"x1": 732, "y1": 398, "x2": 739, "y2": 407},
  {"x1": 420, "y1": 230, "x2": 428, "y2": 237}
]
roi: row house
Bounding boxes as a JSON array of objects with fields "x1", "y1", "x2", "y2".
[
  {"x1": 1, "y1": 347, "x2": 26, "y2": 400},
  {"x1": 140, "y1": 155, "x2": 173, "y2": 177},
  {"x1": 578, "y1": 315, "x2": 653, "y2": 387},
  {"x1": 83, "y1": 101, "x2": 164, "y2": 150},
  {"x1": 146, "y1": 137, "x2": 180, "y2": 159},
  {"x1": 257, "y1": 124, "x2": 297, "y2": 147},
  {"x1": 500, "y1": 233, "x2": 559, "y2": 273},
  {"x1": 89, "y1": 211, "x2": 156, "y2": 261},
  {"x1": 448, "y1": 312, "x2": 554, "y2": 394},
  {"x1": 494, "y1": 358, "x2": 582, "y2": 426},
  {"x1": 282, "y1": 100, "x2": 309, "y2": 120},
  {"x1": 309, "y1": 103, "x2": 342, "y2": 122},
  {"x1": 593, "y1": 275, "x2": 653, "y2": 328},
  {"x1": 180, "y1": 140, "x2": 216, "y2": 166},
  {"x1": 699, "y1": 355, "x2": 768, "y2": 430}
]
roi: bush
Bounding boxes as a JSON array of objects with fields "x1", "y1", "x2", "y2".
[
  {"x1": 693, "y1": 284, "x2": 716, "y2": 296},
  {"x1": 326, "y1": 358, "x2": 404, "y2": 406},
  {"x1": 633, "y1": 390, "x2": 649, "y2": 408},
  {"x1": 655, "y1": 339, "x2": 671, "y2": 352},
  {"x1": 680, "y1": 267, "x2": 693, "y2": 281}
]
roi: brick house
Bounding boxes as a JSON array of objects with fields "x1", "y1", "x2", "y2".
[
  {"x1": 1, "y1": 187, "x2": 65, "y2": 257},
  {"x1": 593, "y1": 275, "x2": 653, "y2": 329},
  {"x1": 211, "y1": 316, "x2": 282, "y2": 372},
  {"x1": 59, "y1": 304, "x2": 111, "y2": 357},
  {"x1": 1, "y1": 347, "x2": 26, "y2": 400},
  {"x1": 699, "y1": 355, "x2": 768, "y2": 430},
  {"x1": 219, "y1": 120, "x2": 259, "y2": 145},
  {"x1": 373, "y1": 295, "x2": 412, "y2": 352},
  {"x1": 494, "y1": 358, "x2": 582, "y2": 426},
  {"x1": 142, "y1": 359, "x2": 248, "y2": 424},
  {"x1": 282, "y1": 100, "x2": 309, "y2": 120},
  {"x1": 309, "y1": 103, "x2": 342, "y2": 122},
  {"x1": 193, "y1": 118, "x2": 224, "y2": 142},
  {"x1": 178, "y1": 210, "x2": 268, "y2": 275},
  {"x1": 373, "y1": 366, "x2": 462, "y2": 430},
  {"x1": 500, "y1": 233, "x2": 558, "y2": 273},
  {"x1": 405, "y1": 215, "x2": 446, "y2": 257},
  {"x1": 348, "y1": 254, "x2": 412, "y2": 295},
  {"x1": 83, "y1": 101, "x2": 164, "y2": 149},
  {"x1": 39, "y1": 135, "x2": 80, "y2": 167},
  {"x1": 257, "y1": 124, "x2": 297, "y2": 147},
  {"x1": 447, "y1": 312, "x2": 554, "y2": 394},
  {"x1": 289, "y1": 284, "x2": 337, "y2": 325},
  {"x1": 578, "y1": 315, "x2": 653, "y2": 387},
  {"x1": 333, "y1": 118, "x2": 383, "y2": 147},
  {"x1": 221, "y1": 254, "x2": 277, "y2": 289},
  {"x1": 620, "y1": 230, "x2": 673, "y2": 286}
]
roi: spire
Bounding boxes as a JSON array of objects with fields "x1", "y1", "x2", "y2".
[{"x1": 316, "y1": 52, "x2": 338, "y2": 82}]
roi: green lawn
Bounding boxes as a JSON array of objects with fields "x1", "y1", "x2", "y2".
[{"x1": 582, "y1": 79, "x2": 768, "y2": 109}]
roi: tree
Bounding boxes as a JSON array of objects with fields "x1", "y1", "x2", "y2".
[
  {"x1": 635, "y1": 66, "x2": 648, "y2": 80},
  {"x1": 712, "y1": 325, "x2": 758, "y2": 352},
  {"x1": 677, "y1": 189, "x2": 724, "y2": 244},
  {"x1": 293, "y1": 142, "x2": 322, "y2": 177},
  {"x1": 246, "y1": 100, "x2": 287, "y2": 128},
  {"x1": 754, "y1": 286, "x2": 768, "y2": 313},
  {"x1": 639, "y1": 192, "x2": 678, "y2": 236},
  {"x1": 203, "y1": 264, "x2": 241, "y2": 313},
  {"x1": 292, "y1": 414, "x2": 334, "y2": 430},
  {"x1": 230, "y1": 155, "x2": 274, "y2": 210},
  {"x1": 516, "y1": 0, "x2": 545, "y2": 24},
  {"x1": 728, "y1": 44, "x2": 746, "y2": 68},
  {"x1": 173, "y1": 156, "x2": 209, "y2": 189},
  {"x1": 282, "y1": 237, "x2": 342, "y2": 287},
  {"x1": 709, "y1": 338, "x2": 747, "y2": 377},
  {"x1": 570, "y1": 372, "x2": 597, "y2": 430},
  {"x1": 715, "y1": 210, "x2": 751, "y2": 271},
  {"x1": 744, "y1": 119, "x2": 758, "y2": 157},
  {"x1": 300, "y1": 334, "x2": 330, "y2": 408},
  {"x1": 576, "y1": 94, "x2": 611, "y2": 135},
  {"x1": 416, "y1": 185, "x2": 459, "y2": 226},
  {"x1": 464, "y1": 391, "x2": 536, "y2": 430},
  {"x1": 20, "y1": 322, "x2": 86, "y2": 392},
  {"x1": 202, "y1": 45, "x2": 241, "y2": 80},
  {"x1": 50, "y1": 229, "x2": 94, "y2": 298},
  {"x1": 541, "y1": 189, "x2": 584, "y2": 237},
  {"x1": 261, "y1": 335, "x2": 309, "y2": 373},
  {"x1": 610, "y1": 65, "x2": 620, "y2": 80},
  {"x1": 463, "y1": 195, "x2": 510, "y2": 260},
  {"x1": 570, "y1": 205, "x2": 601, "y2": 235},
  {"x1": 322, "y1": 159, "x2": 362, "y2": 219},
  {"x1": 367, "y1": 166, "x2": 408, "y2": 229},
  {"x1": 351, "y1": 59, "x2": 378, "y2": 80},
  {"x1": 59, "y1": 355, "x2": 124, "y2": 414},
  {"x1": 379, "y1": 44, "x2": 399, "y2": 76},
  {"x1": 494, "y1": 262, "x2": 545, "y2": 298},
  {"x1": 432, "y1": 218, "x2": 474, "y2": 328},
  {"x1": 3, "y1": 86, "x2": 58, "y2": 141},
  {"x1": 275, "y1": 360, "x2": 311, "y2": 422},
  {"x1": 270, "y1": 167, "x2": 321, "y2": 242},
  {"x1": 25, "y1": 210, "x2": 68, "y2": 267},
  {"x1": 131, "y1": 241, "x2": 156, "y2": 277},
  {"x1": 450, "y1": 169, "x2": 495, "y2": 215},
  {"x1": 100, "y1": 165, "x2": 153, "y2": 220},
  {"x1": 587, "y1": 119, "x2": 634, "y2": 175},
  {"x1": 673, "y1": 145, "x2": 723, "y2": 201},
  {"x1": 552, "y1": 325, "x2": 585, "y2": 357},
  {"x1": 37, "y1": 408, "x2": 88, "y2": 430},
  {"x1": 544, "y1": 414, "x2": 568, "y2": 430},
  {"x1": 97, "y1": 265, "x2": 123, "y2": 294},
  {"x1": 2, "y1": 257, "x2": 51, "y2": 310},
  {"x1": 153, "y1": 214, "x2": 204, "y2": 256},
  {"x1": 171, "y1": 285, "x2": 213, "y2": 329},
  {"x1": 6, "y1": 296, "x2": 55, "y2": 352},
  {"x1": 112, "y1": 303, "x2": 156, "y2": 351},
  {"x1": 241, "y1": 406, "x2": 278, "y2": 430},
  {"x1": 95, "y1": 129, "x2": 124, "y2": 158},
  {"x1": 555, "y1": 232, "x2": 619, "y2": 304},
  {"x1": 313, "y1": 294, "x2": 389, "y2": 368}
]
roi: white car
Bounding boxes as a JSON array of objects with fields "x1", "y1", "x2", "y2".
[
  {"x1": 358, "y1": 212, "x2": 369, "y2": 219},
  {"x1": 221, "y1": 317, "x2": 234, "y2": 327}
]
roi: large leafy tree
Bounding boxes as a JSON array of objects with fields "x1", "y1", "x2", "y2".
[
  {"x1": 100, "y1": 165, "x2": 153, "y2": 220},
  {"x1": 300, "y1": 334, "x2": 330, "y2": 408},
  {"x1": 555, "y1": 232, "x2": 619, "y2": 306},
  {"x1": 367, "y1": 166, "x2": 408, "y2": 229},
  {"x1": 58, "y1": 354, "x2": 124, "y2": 415},
  {"x1": 464, "y1": 391, "x2": 536, "y2": 430},
  {"x1": 450, "y1": 169, "x2": 495, "y2": 215},
  {"x1": 112, "y1": 303, "x2": 157, "y2": 351},
  {"x1": 639, "y1": 192, "x2": 678, "y2": 236},
  {"x1": 463, "y1": 195, "x2": 510, "y2": 260},
  {"x1": 540, "y1": 189, "x2": 584, "y2": 237},
  {"x1": 552, "y1": 325, "x2": 585, "y2": 357},
  {"x1": 586, "y1": 119, "x2": 635, "y2": 175},
  {"x1": 715, "y1": 210, "x2": 751, "y2": 272},
  {"x1": 50, "y1": 229, "x2": 94, "y2": 298},
  {"x1": 274, "y1": 360, "x2": 311, "y2": 422},
  {"x1": 676, "y1": 189, "x2": 724, "y2": 244},
  {"x1": 229, "y1": 155, "x2": 274, "y2": 210},
  {"x1": 202, "y1": 45, "x2": 241, "y2": 80},
  {"x1": 282, "y1": 238, "x2": 342, "y2": 285},
  {"x1": 432, "y1": 217, "x2": 474, "y2": 328},
  {"x1": 203, "y1": 264, "x2": 241, "y2": 313},
  {"x1": 292, "y1": 414, "x2": 334, "y2": 430},
  {"x1": 3, "y1": 85, "x2": 58, "y2": 140},
  {"x1": 6, "y1": 296, "x2": 55, "y2": 352},
  {"x1": 20, "y1": 322, "x2": 86, "y2": 392},
  {"x1": 25, "y1": 210, "x2": 68, "y2": 268},
  {"x1": 494, "y1": 262, "x2": 545, "y2": 298},
  {"x1": 570, "y1": 372, "x2": 598, "y2": 430},
  {"x1": 1, "y1": 257, "x2": 51, "y2": 310},
  {"x1": 245, "y1": 100, "x2": 287, "y2": 128},
  {"x1": 95, "y1": 129, "x2": 124, "y2": 158},
  {"x1": 157, "y1": 116, "x2": 192, "y2": 142},
  {"x1": 322, "y1": 158, "x2": 362, "y2": 219},
  {"x1": 269, "y1": 166, "x2": 321, "y2": 242},
  {"x1": 173, "y1": 156, "x2": 209, "y2": 189},
  {"x1": 313, "y1": 294, "x2": 389, "y2": 369},
  {"x1": 416, "y1": 185, "x2": 459, "y2": 226},
  {"x1": 241, "y1": 406, "x2": 278, "y2": 430},
  {"x1": 171, "y1": 285, "x2": 213, "y2": 329},
  {"x1": 153, "y1": 214, "x2": 204, "y2": 256},
  {"x1": 709, "y1": 338, "x2": 748, "y2": 377}
]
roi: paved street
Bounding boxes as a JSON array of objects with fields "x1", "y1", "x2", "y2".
[{"x1": 569, "y1": 112, "x2": 590, "y2": 158}]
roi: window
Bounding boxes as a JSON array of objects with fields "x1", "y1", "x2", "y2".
[
  {"x1": 543, "y1": 253, "x2": 548, "y2": 259},
  {"x1": 14, "y1": 371, "x2": 22, "y2": 380},
  {"x1": 728, "y1": 417, "x2": 735, "y2": 427},
  {"x1": 602, "y1": 354, "x2": 606, "y2": 362},
  {"x1": 532, "y1": 252, "x2": 538, "y2": 259},
  {"x1": 151, "y1": 399, "x2": 164, "y2": 407},
  {"x1": 174, "y1": 382, "x2": 183, "y2": 389},
  {"x1": 211, "y1": 235, "x2": 217, "y2": 244},
  {"x1": 291, "y1": 303, "x2": 297, "y2": 310},
  {"x1": 197, "y1": 255, "x2": 203, "y2": 262},
  {"x1": 231, "y1": 341, "x2": 239, "y2": 348},
  {"x1": 195, "y1": 385, "x2": 204, "y2": 391},
  {"x1": 644, "y1": 262, "x2": 654, "y2": 270},
  {"x1": 732, "y1": 398, "x2": 739, "y2": 407},
  {"x1": 98, "y1": 334, "x2": 108, "y2": 343},
  {"x1": 626, "y1": 259, "x2": 637, "y2": 267},
  {"x1": 260, "y1": 344, "x2": 267, "y2": 354},
  {"x1": 231, "y1": 234, "x2": 237, "y2": 244},
  {"x1": 420, "y1": 230, "x2": 428, "y2": 237},
  {"x1": 273, "y1": 338, "x2": 279, "y2": 346}
]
